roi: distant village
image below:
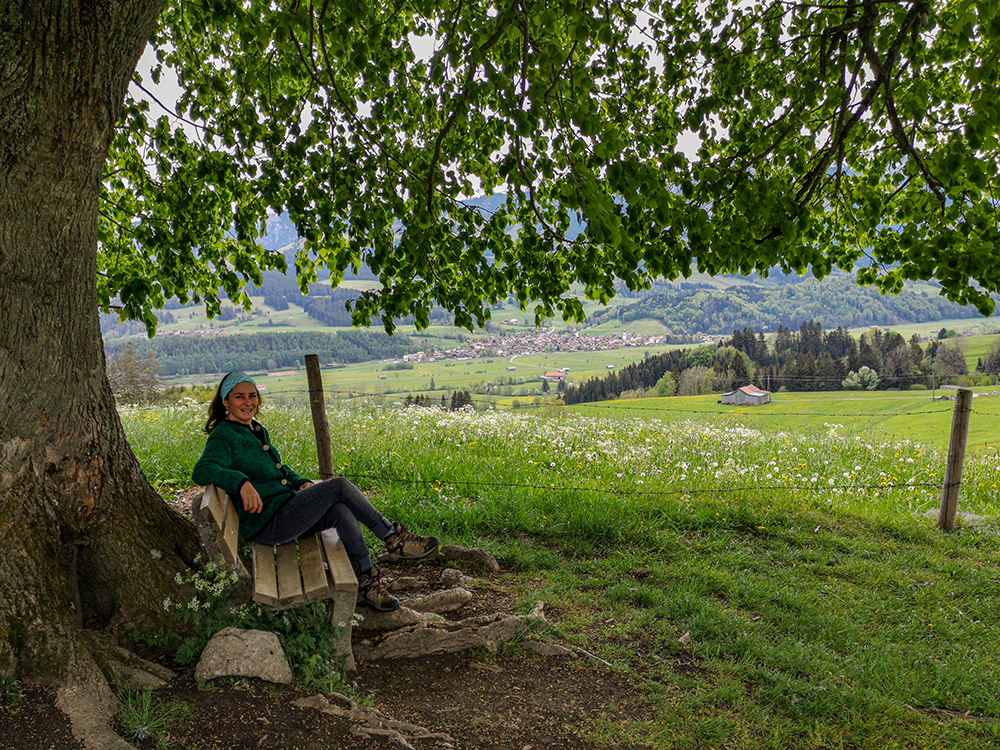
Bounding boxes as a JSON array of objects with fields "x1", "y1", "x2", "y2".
[{"x1": 401, "y1": 327, "x2": 668, "y2": 363}]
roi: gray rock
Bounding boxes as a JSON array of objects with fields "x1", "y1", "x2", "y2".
[
  {"x1": 195, "y1": 627, "x2": 293, "y2": 684},
  {"x1": 369, "y1": 604, "x2": 548, "y2": 660},
  {"x1": 439, "y1": 544, "x2": 500, "y2": 572},
  {"x1": 440, "y1": 568, "x2": 470, "y2": 588}
]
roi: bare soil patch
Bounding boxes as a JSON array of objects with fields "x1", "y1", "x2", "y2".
[{"x1": 2, "y1": 650, "x2": 649, "y2": 750}]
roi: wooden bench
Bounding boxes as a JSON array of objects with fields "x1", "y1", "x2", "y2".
[{"x1": 199, "y1": 484, "x2": 358, "y2": 670}]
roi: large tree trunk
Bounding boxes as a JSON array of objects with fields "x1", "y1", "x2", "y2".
[{"x1": 0, "y1": 1, "x2": 201, "y2": 743}]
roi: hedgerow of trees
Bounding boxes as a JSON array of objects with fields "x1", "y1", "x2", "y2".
[
  {"x1": 563, "y1": 322, "x2": 984, "y2": 404},
  {"x1": 107, "y1": 330, "x2": 419, "y2": 376}
]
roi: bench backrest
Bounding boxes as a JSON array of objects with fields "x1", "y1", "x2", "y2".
[{"x1": 199, "y1": 484, "x2": 241, "y2": 567}]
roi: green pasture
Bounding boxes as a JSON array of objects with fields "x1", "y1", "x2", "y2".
[
  {"x1": 163, "y1": 344, "x2": 687, "y2": 405},
  {"x1": 845, "y1": 319, "x2": 999, "y2": 341},
  {"x1": 166, "y1": 352, "x2": 1000, "y2": 457},
  {"x1": 581, "y1": 316, "x2": 680, "y2": 336},
  {"x1": 955, "y1": 333, "x2": 1000, "y2": 371},
  {"x1": 506, "y1": 346, "x2": 683, "y2": 379},
  {"x1": 573, "y1": 389, "x2": 1000, "y2": 455},
  {"x1": 126, "y1": 402, "x2": 1000, "y2": 750}
]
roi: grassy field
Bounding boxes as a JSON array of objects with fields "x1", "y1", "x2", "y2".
[
  {"x1": 845, "y1": 318, "x2": 999, "y2": 341},
  {"x1": 169, "y1": 351, "x2": 1000, "y2": 456},
  {"x1": 574, "y1": 389, "x2": 1000, "y2": 455},
  {"x1": 125, "y1": 401, "x2": 1000, "y2": 749},
  {"x1": 163, "y1": 344, "x2": 690, "y2": 406}
]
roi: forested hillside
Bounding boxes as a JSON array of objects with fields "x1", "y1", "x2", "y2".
[
  {"x1": 589, "y1": 276, "x2": 987, "y2": 336},
  {"x1": 251, "y1": 271, "x2": 454, "y2": 327},
  {"x1": 112, "y1": 330, "x2": 419, "y2": 376},
  {"x1": 563, "y1": 322, "x2": 990, "y2": 404}
]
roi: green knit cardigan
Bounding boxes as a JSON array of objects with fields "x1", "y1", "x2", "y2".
[{"x1": 192, "y1": 419, "x2": 309, "y2": 541}]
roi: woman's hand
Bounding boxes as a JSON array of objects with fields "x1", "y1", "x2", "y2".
[
  {"x1": 240, "y1": 482, "x2": 263, "y2": 513},
  {"x1": 299, "y1": 482, "x2": 314, "y2": 490}
]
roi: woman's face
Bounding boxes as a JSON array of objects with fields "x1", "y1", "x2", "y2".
[{"x1": 223, "y1": 381, "x2": 259, "y2": 425}]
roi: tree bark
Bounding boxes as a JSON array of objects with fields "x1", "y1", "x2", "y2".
[{"x1": 0, "y1": 0, "x2": 198, "y2": 708}]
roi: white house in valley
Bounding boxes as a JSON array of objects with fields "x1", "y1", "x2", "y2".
[{"x1": 719, "y1": 384, "x2": 772, "y2": 406}]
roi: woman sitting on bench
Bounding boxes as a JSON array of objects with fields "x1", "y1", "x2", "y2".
[{"x1": 192, "y1": 371, "x2": 438, "y2": 612}]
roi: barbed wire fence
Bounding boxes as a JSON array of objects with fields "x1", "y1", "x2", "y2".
[
  {"x1": 161, "y1": 358, "x2": 995, "y2": 528},
  {"x1": 335, "y1": 470, "x2": 944, "y2": 503},
  {"x1": 238, "y1": 356, "x2": 986, "y2": 531}
]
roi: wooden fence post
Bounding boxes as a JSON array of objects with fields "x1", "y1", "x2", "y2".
[
  {"x1": 305, "y1": 354, "x2": 335, "y2": 480},
  {"x1": 938, "y1": 387, "x2": 973, "y2": 530}
]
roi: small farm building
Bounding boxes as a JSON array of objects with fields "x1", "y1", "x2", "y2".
[{"x1": 720, "y1": 384, "x2": 771, "y2": 406}]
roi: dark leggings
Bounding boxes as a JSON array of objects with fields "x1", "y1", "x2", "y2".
[{"x1": 254, "y1": 478, "x2": 394, "y2": 577}]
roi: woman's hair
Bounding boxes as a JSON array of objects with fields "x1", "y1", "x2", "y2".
[{"x1": 204, "y1": 372, "x2": 262, "y2": 434}]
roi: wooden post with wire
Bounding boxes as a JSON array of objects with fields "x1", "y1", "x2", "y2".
[
  {"x1": 938, "y1": 386, "x2": 973, "y2": 530},
  {"x1": 305, "y1": 353, "x2": 335, "y2": 480}
]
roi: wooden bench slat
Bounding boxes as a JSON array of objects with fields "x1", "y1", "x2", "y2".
[
  {"x1": 275, "y1": 541, "x2": 306, "y2": 606},
  {"x1": 252, "y1": 544, "x2": 279, "y2": 606},
  {"x1": 319, "y1": 529, "x2": 358, "y2": 592},
  {"x1": 299, "y1": 535, "x2": 331, "y2": 601},
  {"x1": 199, "y1": 485, "x2": 225, "y2": 527},
  {"x1": 200, "y1": 486, "x2": 241, "y2": 568},
  {"x1": 218, "y1": 497, "x2": 241, "y2": 568}
]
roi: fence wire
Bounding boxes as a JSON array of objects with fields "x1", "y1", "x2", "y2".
[
  {"x1": 335, "y1": 470, "x2": 946, "y2": 500},
  {"x1": 251, "y1": 384, "x2": 992, "y2": 421}
]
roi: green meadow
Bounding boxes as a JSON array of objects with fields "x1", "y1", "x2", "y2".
[
  {"x1": 163, "y1": 344, "x2": 691, "y2": 406},
  {"x1": 577, "y1": 389, "x2": 1000, "y2": 455},
  {"x1": 170, "y1": 351, "x2": 1000, "y2": 455},
  {"x1": 125, "y1": 400, "x2": 1000, "y2": 750}
]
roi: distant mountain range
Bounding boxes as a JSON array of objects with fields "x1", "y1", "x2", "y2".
[{"x1": 588, "y1": 275, "x2": 991, "y2": 337}]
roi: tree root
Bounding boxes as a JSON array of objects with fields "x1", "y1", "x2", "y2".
[
  {"x1": 55, "y1": 632, "x2": 176, "y2": 750},
  {"x1": 294, "y1": 693, "x2": 456, "y2": 748},
  {"x1": 359, "y1": 602, "x2": 548, "y2": 661}
]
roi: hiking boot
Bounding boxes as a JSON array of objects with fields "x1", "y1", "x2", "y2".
[
  {"x1": 356, "y1": 565, "x2": 400, "y2": 611},
  {"x1": 383, "y1": 521, "x2": 439, "y2": 562}
]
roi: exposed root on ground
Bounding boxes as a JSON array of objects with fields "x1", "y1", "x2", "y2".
[
  {"x1": 55, "y1": 632, "x2": 176, "y2": 750},
  {"x1": 294, "y1": 692, "x2": 456, "y2": 749}
]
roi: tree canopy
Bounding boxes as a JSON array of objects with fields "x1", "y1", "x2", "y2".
[{"x1": 105, "y1": 0, "x2": 1000, "y2": 336}]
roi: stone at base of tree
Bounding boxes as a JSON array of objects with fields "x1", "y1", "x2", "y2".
[
  {"x1": 440, "y1": 568, "x2": 471, "y2": 588},
  {"x1": 438, "y1": 544, "x2": 501, "y2": 572},
  {"x1": 293, "y1": 693, "x2": 455, "y2": 749},
  {"x1": 195, "y1": 627, "x2": 293, "y2": 684},
  {"x1": 365, "y1": 602, "x2": 548, "y2": 660},
  {"x1": 519, "y1": 641, "x2": 577, "y2": 658}
]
